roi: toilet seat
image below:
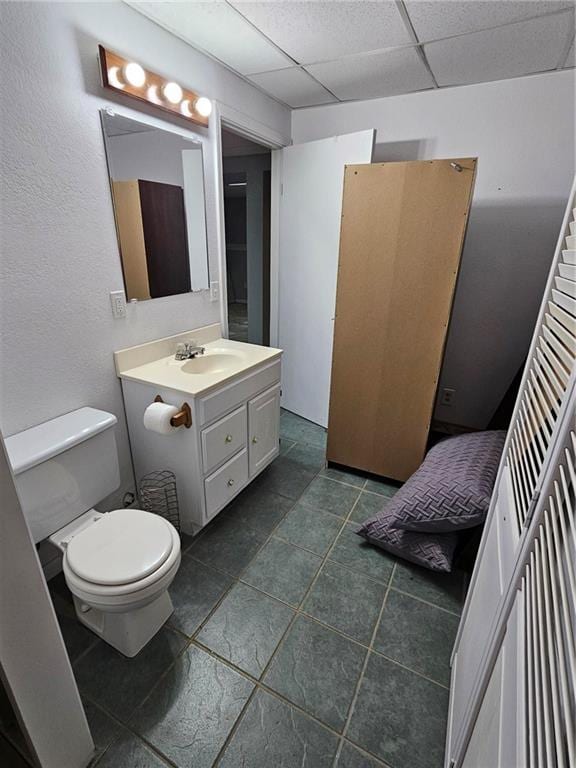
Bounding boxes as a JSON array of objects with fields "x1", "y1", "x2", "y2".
[
  {"x1": 65, "y1": 509, "x2": 174, "y2": 586},
  {"x1": 62, "y1": 508, "x2": 181, "y2": 609}
]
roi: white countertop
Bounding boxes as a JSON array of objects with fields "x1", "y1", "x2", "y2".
[{"x1": 117, "y1": 337, "x2": 282, "y2": 397}]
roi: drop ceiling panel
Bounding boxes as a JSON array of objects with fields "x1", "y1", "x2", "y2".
[
  {"x1": 249, "y1": 67, "x2": 337, "y2": 107},
  {"x1": 405, "y1": 0, "x2": 574, "y2": 42},
  {"x1": 230, "y1": 1, "x2": 413, "y2": 64},
  {"x1": 125, "y1": 1, "x2": 292, "y2": 74},
  {"x1": 306, "y1": 47, "x2": 435, "y2": 101},
  {"x1": 425, "y1": 11, "x2": 574, "y2": 86}
]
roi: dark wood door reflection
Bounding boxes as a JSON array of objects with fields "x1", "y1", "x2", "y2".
[{"x1": 139, "y1": 180, "x2": 191, "y2": 298}]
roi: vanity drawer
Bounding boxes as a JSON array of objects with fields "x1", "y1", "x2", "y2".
[
  {"x1": 198, "y1": 359, "x2": 281, "y2": 426},
  {"x1": 201, "y1": 405, "x2": 247, "y2": 474},
  {"x1": 204, "y1": 448, "x2": 248, "y2": 521}
]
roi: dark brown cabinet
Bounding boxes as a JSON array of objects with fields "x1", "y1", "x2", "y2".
[{"x1": 112, "y1": 179, "x2": 191, "y2": 300}]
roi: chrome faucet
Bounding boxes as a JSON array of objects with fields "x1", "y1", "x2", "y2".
[{"x1": 175, "y1": 341, "x2": 206, "y2": 360}]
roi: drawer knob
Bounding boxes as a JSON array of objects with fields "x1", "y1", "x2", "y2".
[
  {"x1": 252, "y1": 436, "x2": 258, "y2": 444},
  {"x1": 227, "y1": 478, "x2": 235, "y2": 487},
  {"x1": 225, "y1": 434, "x2": 233, "y2": 443}
]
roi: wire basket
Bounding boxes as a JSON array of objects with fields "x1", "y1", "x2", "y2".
[{"x1": 139, "y1": 470, "x2": 180, "y2": 532}]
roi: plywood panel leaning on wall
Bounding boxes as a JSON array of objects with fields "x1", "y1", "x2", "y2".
[
  {"x1": 112, "y1": 180, "x2": 151, "y2": 301},
  {"x1": 327, "y1": 159, "x2": 477, "y2": 482}
]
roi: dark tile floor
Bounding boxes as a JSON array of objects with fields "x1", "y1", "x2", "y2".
[
  {"x1": 32, "y1": 409, "x2": 466, "y2": 768},
  {"x1": 228, "y1": 302, "x2": 248, "y2": 343}
]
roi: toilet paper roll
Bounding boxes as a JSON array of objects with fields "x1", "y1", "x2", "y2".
[{"x1": 143, "y1": 402, "x2": 180, "y2": 435}]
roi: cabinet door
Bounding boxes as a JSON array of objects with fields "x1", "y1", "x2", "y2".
[
  {"x1": 248, "y1": 384, "x2": 280, "y2": 476},
  {"x1": 138, "y1": 180, "x2": 191, "y2": 298}
]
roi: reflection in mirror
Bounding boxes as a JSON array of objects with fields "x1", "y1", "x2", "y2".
[{"x1": 101, "y1": 110, "x2": 209, "y2": 299}]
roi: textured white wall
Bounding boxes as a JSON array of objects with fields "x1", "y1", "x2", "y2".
[
  {"x1": 106, "y1": 129, "x2": 192, "y2": 186},
  {"x1": 0, "y1": 1, "x2": 290, "y2": 503},
  {"x1": 292, "y1": 71, "x2": 575, "y2": 428}
]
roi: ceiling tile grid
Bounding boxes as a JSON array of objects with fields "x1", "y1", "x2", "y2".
[
  {"x1": 126, "y1": 0, "x2": 576, "y2": 109},
  {"x1": 306, "y1": 46, "x2": 435, "y2": 100},
  {"x1": 230, "y1": 1, "x2": 413, "y2": 61},
  {"x1": 424, "y1": 9, "x2": 575, "y2": 86},
  {"x1": 404, "y1": 0, "x2": 574, "y2": 42},
  {"x1": 249, "y1": 66, "x2": 338, "y2": 107},
  {"x1": 125, "y1": 0, "x2": 293, "y2": 74}
]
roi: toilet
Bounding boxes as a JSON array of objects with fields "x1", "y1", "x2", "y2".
[{"x1": 5, "y1": 407, "x2": 181, "y2": 657}]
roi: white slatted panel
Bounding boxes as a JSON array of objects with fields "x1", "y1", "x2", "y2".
[
  {"x1": 507, "y1": 203, "x2": 576, "y2": 532},
  {"x1": 449, "y1": 181, "x2": 576, "y2": 768},
  {"x1": 523, "y1": 429, "x2": 576, "y2": 768}
]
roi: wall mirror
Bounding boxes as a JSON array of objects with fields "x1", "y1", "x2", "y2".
[{"x1": 101, "y1": 110, "x2": 209, "y2": 299}]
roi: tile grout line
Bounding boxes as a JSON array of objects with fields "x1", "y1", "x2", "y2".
[
  {"x1": 78, "y1": 425, "x2": 457, "y2": 767},
  {"x1": 333, "y1": 561, "x2": 398, "y2": 768},
  {"x1": 209, "y1": 440, "x2": 334, "y2": 767},
  {"x1": 208, "y1": 438, "x2": 380, "y2": 764},
  {"x1": 69, "y1": 429, "x2": 324, "y2": 766},
  {"x1": 188, "y1": 531, "x2": 463, "y2": 618},
  {"x1": 183, "y1": 568, "x2": 452, "y2": 691},
  {"x1": 85, "y1": 439, "x2": 327, "y2": 768}
]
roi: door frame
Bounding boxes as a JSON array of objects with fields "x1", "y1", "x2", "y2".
[{"x1": 212, "y1": 101, "x2": 289, "y2": 340}]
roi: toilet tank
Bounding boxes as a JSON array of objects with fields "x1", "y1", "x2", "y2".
[{"x1": 5, "y1": 408, "x2": 120, "y2": 543}]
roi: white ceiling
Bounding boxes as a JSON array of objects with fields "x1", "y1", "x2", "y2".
[{"x1": 126, "y1": 1, "x2": 576, "y2": 109}]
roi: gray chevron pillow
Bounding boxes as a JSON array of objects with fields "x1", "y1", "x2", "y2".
[
  {"x1": 390, "y1": 430, "x2": 506, "y2": 533},
  {"x1": 356, "y1": 506, "x2": 459, "y2": 572}
]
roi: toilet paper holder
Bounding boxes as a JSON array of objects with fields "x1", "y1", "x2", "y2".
[{"x1": 154, "y1": 395, "x2": 192, "y2": 429}]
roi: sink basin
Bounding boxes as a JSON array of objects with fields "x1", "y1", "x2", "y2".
[{"x1": 181, "y1": 353, "x2": 243, "y2": 375}]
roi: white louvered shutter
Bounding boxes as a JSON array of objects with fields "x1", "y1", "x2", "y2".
[{"x1": 447, "y1": 179, "x2": 576, "y2": 768}]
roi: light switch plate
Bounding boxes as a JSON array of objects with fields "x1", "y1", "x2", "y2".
[
  {"x1": 210, "y1": 281, "x2": 220, "y2": 302},
  {"x1": 110, "y1": 290, "x2": 127, "y2": 319}
]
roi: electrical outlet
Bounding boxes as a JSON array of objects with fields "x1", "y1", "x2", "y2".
[
  {"x1": 110, "y1": 290, "x2": 127, "y2": 319},
  {"x1": 210, "y1": 281, "x2": 220, "y2": 302},
  {"x1": 441, "y1": 387, "x2": 456, "y2": 407}
]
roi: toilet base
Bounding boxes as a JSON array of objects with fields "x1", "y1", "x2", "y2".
[{"x1": 73, "y1": 590, "x2": 174, "y2": 657}]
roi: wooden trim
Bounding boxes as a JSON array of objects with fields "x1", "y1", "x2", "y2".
[{"x1": 98, "y1": 45, "x2": 209, "y2": 128}]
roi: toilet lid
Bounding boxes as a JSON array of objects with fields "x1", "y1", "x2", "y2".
[{"x1": 65, "y1": 509, "x2": 174, "y2": 586}]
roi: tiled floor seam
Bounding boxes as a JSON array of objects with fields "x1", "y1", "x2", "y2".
[
  {"x1": 337, "y1": 740, "x2": 392, "y2": 768},
  {"x1": 184, "y1": 572, "x2": 451, "y2": 691},
  {"x1": 79, "y1": 428, "x2": 453, "y2": 767},
  {"x1": 292, "y1": 498, "x2": 354, "y2": 521},
  {"x1": 69, "y1": 636, "x2": 100, "y2": 668},
  {"x1": 87, "y1": 695, "x2": 177, "y2": 768},
  {"x1": 387, "y1": 585, "x2": 462, "y2": 617},
  {"x1": 204, "y1": 452, "x2": 356, "y2": 764},
  {"x1": 191, "y1": 637, "x2": 385, "y2": 763},
  {"x1": 335, "y1": 563, "x2": 398, "y2": 768},
  {"x1": 205, "y1": 491, "x2": 354, "y2": 766},
  {"x1": 125, "y1": 433, "x2": 331, "y2": 768}
]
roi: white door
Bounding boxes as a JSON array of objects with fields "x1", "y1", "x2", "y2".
[
  {"x1": 248, "y1": 383, "x2": 281, "y2": 476},
  {"x1": 276, "y1": 131, "x2": 374, "y2": 427}
]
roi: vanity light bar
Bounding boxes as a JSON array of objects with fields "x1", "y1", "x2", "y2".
[{"x1": 98, "y1": 46, "x2": 211, "y2": 128}]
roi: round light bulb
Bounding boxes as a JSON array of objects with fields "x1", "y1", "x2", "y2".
[
  {"x1": 162, "y1": 81, "x2": 183, "y2": 104},
  {"x1": 180, "y1": 99, "x2": 194, "y2": 117},
  {"x1": 123, "y1": 62, "x2": 146, "y2": 88},
  {"x1": 147, "y1": 84, "x2": 161, "y2": 104},
  {"x1": 108, "y1": 66, "x2": 125, "y2": 89},
  {"x1": 195, "y1": 96, "x2": 212, "y2": 118}
]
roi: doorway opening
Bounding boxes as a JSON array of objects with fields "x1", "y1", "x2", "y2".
[{"x1": 221, "y1": 127, "x2": 271, "y2": 345}]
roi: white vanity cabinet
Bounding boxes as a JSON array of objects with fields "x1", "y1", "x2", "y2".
[{"x1": 116, "y1": 328, "x2": 282, "y2": 535}]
